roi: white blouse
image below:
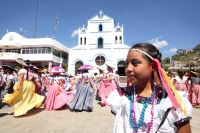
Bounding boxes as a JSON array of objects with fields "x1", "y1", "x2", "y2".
[
  {"x1": 175, "y1": 76, "x2": 188, "y2": 84},
  {"x1": 106, "y1": 89, "x2": 192, "y2": 133},
  {"x1": 18, "y1": 69, "x2": 27, "y2": 80}
]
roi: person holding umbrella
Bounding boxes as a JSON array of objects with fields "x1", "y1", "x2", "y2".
[
  {"x1": 2, "y1": 58, "x2": 45, "y2": 117},
  {"x1": 44, "y1": 76, "x2": 73, "y2": 111},
  {"x1": 69, "y1": 64, "x2": 96, "y2": 112}
]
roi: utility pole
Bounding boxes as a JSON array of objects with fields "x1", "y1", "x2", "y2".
[
  {"x1": 34, "y1": 0, "x2": 40, "y2": 38},
  {"x1": 54, "y1": 14, "x2": 59, "y2": 39}
]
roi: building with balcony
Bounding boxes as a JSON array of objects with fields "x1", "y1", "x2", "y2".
[
  {"x1": 0, "y1": 32, "x2": 69, "y2": 69},
  {"x1": 68, "y1": 10, "x2": 130, "y2": 75}
]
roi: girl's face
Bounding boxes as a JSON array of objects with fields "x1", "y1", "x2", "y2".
[{"x1": 125, "y1": 50, "x2": 153, "y2": 85}]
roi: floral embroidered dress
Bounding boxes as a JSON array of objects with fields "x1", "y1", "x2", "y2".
[{"x1": 106, "y1": 87, "x2": 192, "y2": 133}]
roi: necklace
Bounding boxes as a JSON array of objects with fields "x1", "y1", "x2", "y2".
[{"x1": 129, "y1": 85, "x2": 158, "y2": 132}]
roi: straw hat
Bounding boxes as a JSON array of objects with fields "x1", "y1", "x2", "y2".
[
  {"x1": 32, "y1": 65, "x2": 39, "y2": 70},
  {"x1": 38, "y1": 68, "x2": 48, "y2": 73},
  {"x1": 105, "y1": 63, "x2": 116, "y2": 70},
  {"x1": 191, "y1": 71, "x2": 199, "y2": 76},
  {"x1": 16, "y1": 58, "x2": 33, "y2": 67},
  {"x1": 1, "y1": 65, "x2": 17, "y2": 72},
  {"x1": 16, "y1": 58, "x2": 28, "y2": 66}
]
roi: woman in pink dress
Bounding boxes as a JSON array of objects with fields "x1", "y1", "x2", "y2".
[
  {"x1": 98, "y1": 63, "x2": 119, "y2": 106},
  {"x1": 190, "y1": 71, "x2": 200, "y2": 108},
  {"x1": 174, "y1": 69, "x2": 188, "y2": 92},
  {"x1": 44, "y1": 77, "x2": 73, "y2": 110}
]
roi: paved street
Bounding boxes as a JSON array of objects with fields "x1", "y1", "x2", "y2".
[
  {"x1": 0, "y1": 97, "x2": 199, "y2": 133},
  {"x1": 0, "y1": 83, "x2": 199, "y2": 133}
]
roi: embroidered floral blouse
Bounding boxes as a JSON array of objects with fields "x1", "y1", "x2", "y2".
[{"x1": 106, "y1": 88, "x2": 192, "y2": 133}]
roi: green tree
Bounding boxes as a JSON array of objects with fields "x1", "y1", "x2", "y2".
[
  {"x1": 163, "y1": 64, "x2": 170, "y2": 71},
  {"x1": 63, "y1": 62, "x2": 68, "y2": 71}
]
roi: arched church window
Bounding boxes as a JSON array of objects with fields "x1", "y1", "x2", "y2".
[
  {"x1": 99, "y1": 24, "x2": 102, "y2": 32},
  {"x1": 116, "y1": 27, "x2": 121, "y2": 32},
  {"x1": 75, "y1": 61, "x2": 83, "y2": 75},
  {"x1": 84, "y1": 37, "x2": 86, "y2": 44},
  {"x1": 95, "y1": 55, "x2": 105, "y2": 66},
  {"x1": 117, "y1": 60, "x2": 126, "y2": 76},
  {"x1": 115, "y1": 36, "x2": 118, "y2": 44},
  {"x1": 81, "y1": 29, "x2": 86, "y2": 33},
  {"x1": 119, "y1": 36, "x2": 122, "y2": 44},
  {"x1": 80, "y1": 37, "x2": 82, "y2": 45},
  {"x1": 98, "y1": 38, "x2": 103, "y2": 48}
]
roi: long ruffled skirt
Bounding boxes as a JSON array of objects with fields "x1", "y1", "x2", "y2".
[
  {"x1": 98, "y1": 80, "x2": 116, "y2": 106},
  {"x1": 2, "y1": 80, "x2": 45, "y2": 117},
  {"x1": 34, "y1": 81, "x2": 42, "y2": 95},
  {"x1": 44, "y1": 84, "x2": 73, "y2": 110},
  {"x1": 69, "y1": 83, "x2": 95, "y2": 111},
  {"x1": 192, "y1": 84, "x2": 200, "y2": 104}
]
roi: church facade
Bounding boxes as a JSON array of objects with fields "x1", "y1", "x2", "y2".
[{"x1": 68, "y1": 11, "x2": 130, "y2": 75}]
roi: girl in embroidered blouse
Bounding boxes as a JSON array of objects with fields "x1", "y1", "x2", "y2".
[{"x1": 107, "y1": 43, "x2": 192, "y2": 133}]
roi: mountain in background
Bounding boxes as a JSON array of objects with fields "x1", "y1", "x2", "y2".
[{"x1": 162, "y1": 44, "x2": 200, "y2": 71}]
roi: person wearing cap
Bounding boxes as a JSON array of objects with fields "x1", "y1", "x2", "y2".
[
  {"x1": 44, "y1": 76, "x2": 73, "y2": 110},
  {"x1": 190, "y1": 71, "x2": 200, "y2": 108},
  {"x1": 98, "y1": 63, "x2": 119, "y2": 106},
  {"x1": 2, "y1": 58, "x2": 45, "y2": 117}
]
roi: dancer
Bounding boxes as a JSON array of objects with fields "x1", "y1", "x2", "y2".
[
  {"x1": 174, "y1": 69, "x2": 188, "y2": 92},
  {"x1": 190, "y1": 71, "x2": 200, "y2": 108},
  {"x1": 69, "y1": 70, "x2": 96, "y2": 112},
  {"x1": 2, "y1": 58, "x2": 45, "y2": 117},
  {"x1": 32, "y1": 66, "x2": 42, "y2": 95},
  {"x1": 44, "y1": 76, "x2": 73, "y2": 111},
  {"x1": 95, "y1": 66, "x2": 106, "y2": 101},
  {"x1": 107, "y1": 43, "x2": 192, "y2": 133},
  {"x1": 0, "y1": 65, "x2": 16, "y2": 109},
  {"x1": 98, "y1": 63, "x2": 118, "y2": 106}
]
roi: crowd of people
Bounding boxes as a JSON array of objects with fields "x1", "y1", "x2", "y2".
[
  {"x1": 167, "y1": 69, "x2": 200, "y2": 108},
  {"x1": 0, "y1": 42, "x2": 195, "y2": 132},
  {"x1": 0, "y1": 58, "x2": 120, "y2": 114}
]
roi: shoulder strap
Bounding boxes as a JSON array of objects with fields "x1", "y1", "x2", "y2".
[{"x1": 155, "y1": 108, "x2": 171, "y2": 133}]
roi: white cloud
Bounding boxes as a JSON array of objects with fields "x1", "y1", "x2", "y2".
[
  {"x1": 148, "y1": 36, "x2": 168, "y2": 48},
  {"x1": 71, "y1": 29, "x2": 79, "y2": 37},
  {"x1": 165, "y1": 47, "x2": 177, "y2": 53}
]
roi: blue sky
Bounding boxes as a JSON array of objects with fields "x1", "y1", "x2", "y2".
[{"x1": 0, "y1": 0, "x2": 200, "y2": 58}]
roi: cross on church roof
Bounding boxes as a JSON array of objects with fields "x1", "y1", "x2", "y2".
[{"x1": 99, "y1": 10, "x2": 103, "y2": 18}]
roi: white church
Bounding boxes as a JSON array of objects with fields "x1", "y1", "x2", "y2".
[{"x1": 68, "y1": 10, "x2": 130, "y2": 75}]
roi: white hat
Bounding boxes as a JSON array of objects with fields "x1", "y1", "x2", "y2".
[
  {"x1": 54, "y1": 76, "x2": 65, "y2": 80},
  {"x1": 16, "y1": 58, "x2": 33, "y2": 67},
  {"x1": 96, "y1": 66, "x2": 105, "y2": 71},
  {"x1": 16, "y1": 58, "x2": 28, "y2": 66},
  {"x1": 105, "y1": 63, "x2": 116, "y2": 70},
  {"x1": 33, "y1": 65, "x2": 39, "y2": 70}
]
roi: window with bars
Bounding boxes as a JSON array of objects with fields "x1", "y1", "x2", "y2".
[
  {"x1": 22, "y1": 47, "x2": 51, "y2": 54},
  {"x1": 5, "y1": 49, "x2": 21, "y2": 53}
]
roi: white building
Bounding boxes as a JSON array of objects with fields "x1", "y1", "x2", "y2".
[
  {"x1": 0, "y1": 32, "x2": 69, "y2": 69},
  {"x1": 68, "y1": 10, "x2": 130, "y2": 75}
]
